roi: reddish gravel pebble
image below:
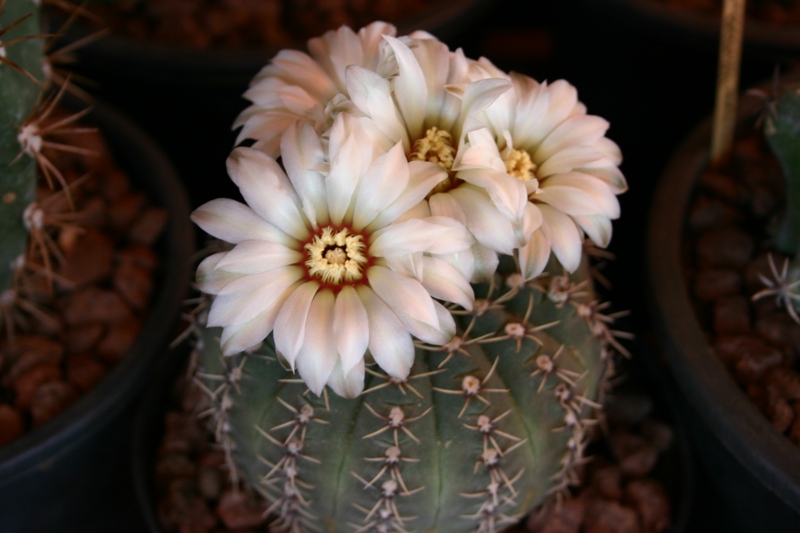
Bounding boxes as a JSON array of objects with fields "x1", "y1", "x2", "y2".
[
  {"x1": 625, "y1": 479, "x2": 672, "y2": 533},
  {"x1": 0, "y1": 404, "x2": 25, "y2": 446},
  {"x1": 584, "y1": 499, "x2": 641, "y2": 533}
]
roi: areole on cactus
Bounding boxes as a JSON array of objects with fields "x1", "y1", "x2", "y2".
[{"x1": 190, "y1": 21, "x2": 627, "y2": 533}]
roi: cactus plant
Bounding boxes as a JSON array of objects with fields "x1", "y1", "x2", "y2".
[
  {"x1": 753, "y1": 84, "x2": 800, "y2": 322},
  {"x1": 0, "y1": 0, "x2": 46, "y2": 299},
  {"x1": 189, "y1": 22, "x2": 627, "y2": 533}
]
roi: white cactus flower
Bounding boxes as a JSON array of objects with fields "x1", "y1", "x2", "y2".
[
  {"x1": 192, "y1": 116, "x2": 475, "y2": 399},
  {"x1": 481, "y1": 73, "x2": 627, "y2": 279},
  {"x1": 341, "y1": 34, "x2": 530, "y2": 281},
  {"x1": 233, "y1": 21, "x2": 398, "y2": 157}
]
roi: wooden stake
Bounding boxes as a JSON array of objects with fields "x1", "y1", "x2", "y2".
[{"x1": 711, "y1": 0, "x2": 747, "y2": 165}]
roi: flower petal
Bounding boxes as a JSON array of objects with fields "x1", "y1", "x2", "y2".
[
  {"x1": 215, "y1": 240, "x2": 303, "y2": 274},
  {"x1": 326, "y1": 357, "x2": 365, "y2": 399},
  {"x1": 273, "y1": 280, "x2": 320, "y2": 369},
  {"x1": 369, "y1": 217, "x2": 472, "y2": 257},
  {"x1": 420, "y1": 256, "x2": 474, "y2": 311},
  {"x1": 280, "y1": 121, "x2": 329, "y2": 226},
  {"x1": 296, "y1": 289, "x2": 337, "y2": 396},
  {"x1": 367, "y1": 265, "x2": 438, "y2": 328},
  {"x1": 227, "y1": 147, "x2": 309, "y2": 241},
  {"x1": 207, "y1": 266, "x2": 304, "y2": 327},
  {"x1": 333, "y1": 286, "x2": 369, "y2": 374},
  {"x1": 383, "y1": 35, "x2": 428, "y2": 140},
  {"x1": 519, "y1": 229, "x2": 551, "y2": 281},
  {"x1": 353, "y1": 142, "x2": 409, "y2": 230},
  {"x1": 356, "y1": 286, "x2": 414, "y2": 380},
  {"x1": 448, "y1": 186, "x2": 518, "y2": 254},
  {"x1": 192, "y1": 199, "x2": 296, "y2": 246},
  {"x1": 539, "y1": 204, "x2": 583, "y2": 272},
  {"x1": 367, "y1": 161, "x2": 446, "y2": 230}
]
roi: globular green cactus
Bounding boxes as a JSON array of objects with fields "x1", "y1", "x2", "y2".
[
  {"x1": 193, "y1": 259, "x2": 614, "y2": 533},
  {"x1": 762, "y1": 85, "x2": 800, "y2": 319},
  {"x1": 0, "y1": 0, "x2": 46, "y2": 295}
]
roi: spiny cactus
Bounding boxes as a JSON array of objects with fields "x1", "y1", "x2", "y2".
[
  {"x1": 759, "y1": 84, "x2": 800, "y2": 321},
  {"x1": 188, "y1": 21, "x2": 627, "y2": 533},
  {"x1": 192, "y1": 259, "x2": 618, "y2": 532},
  {"x1": 0, "y1": 0, "x2": 46, "y2": 296}
]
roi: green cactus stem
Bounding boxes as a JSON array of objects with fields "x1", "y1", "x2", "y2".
[
  {"x1": 194, "y1": 259, "x2": 615, "y2": 533},
  {"x1": 0, "y1": 0, "x2": 46, "y2": 294},
  {"x1": 763, "y1": 85, "x2": 800, "y2": 316}
]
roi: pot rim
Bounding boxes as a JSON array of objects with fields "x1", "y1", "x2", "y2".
[
  {"x1": 646, "y1": 78, "x2": 800, "y2": 510},
  {"x1": 0, "y1": 96, "x2": 193, "y2": 485}
]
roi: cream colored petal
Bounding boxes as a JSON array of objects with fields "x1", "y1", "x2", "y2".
[
  {"x1": 367, "y1": 265, "x2": 439, "y2": 328},
  {"x1": 534, "y1": 114, "x2": 609, "y2": 163},
  {"x1": 215, "y1": 240, "x2": 302, "y2": 274},
  {"x1": 207, "y1": 266, "x2": 304, "y2": 327},
  {"x1": 333, "y1": 286, "x2": 369, "y2": 374},
  {"x1": 544, "y1": 173, "x2": 621, "y2": 218},
  {"x1": 227, "y1": 147, "x2": 309, "y2": 241},
  {"x1": 280, "y1": 121, "x2": 329, "y2": 227},
  {"x1": 536, "y1": 185, "x2": 602, "y2": 216},
  {"x1": 356, "y1": 285, "x2": 414, "y2": 381},
  {"x1": 192, "y1": 199, "x2": 296, "y2": 246},
  {"x1": 448, "y1": 186, "x2": 518, "y2": 255},
  {"x1": 353, "y1": 142, "x2": 409, "y2": 230},
  {"x1": 367, "y1": 161, "x2": 446, "y2": 230},
  {"x1": 420, "y1": 256, "x2": 474, "y2": 311},
  {"x1": 539, "y1": 204, "x2": 583, "y2": 273},
  {"x1": 296, "y1": 289, "x2": 337, "y2": 396},
  {"x1": 218, "y1": 280, "x2": 300, "y2": 355},
  {"x1": 326, "y1": 357, "x2": 365, "y2": 399},
  {"x1": 397, "y1": 298, "x2": 456, "y2": 346},
  {"x1": 519, "y1": 229, "x2": 551, "y2": 281},
  {"x1": 383, "y1": 35, "x2": 428, "y2": 141},
  {"x1": 273, "y1": 280, "x2": 320, "y2": 369},
  {"x1": 370, "y1": 217, "x2": 471, "y2": 257},
  {"x1": 574, "y1": 214, "x2": 613, "y2": 248},
  {"x1": 345, "y1": 66, "x2": 409, "y2": 148},
  {"x1": 196, "y1": 252, "x2": 245, "y2": 295},
  {"x1": 326, "y1": 135, "x2": 361, "y2": 227}
]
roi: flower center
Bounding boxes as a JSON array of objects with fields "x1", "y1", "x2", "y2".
[
  {"x1": 502, "y1": 147, "x2": 537, "y2": 182},
  {"x1": 410, "y1": 127, "x2": 457, "y2": 195},
  {"x1": 409, "y1": 127, "x2": 456, "y2": 170},
  {"x1": 305, "y1": 227, "x2": 367, "y2": 285}
]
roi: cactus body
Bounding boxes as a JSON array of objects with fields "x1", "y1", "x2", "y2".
[
  {"x1": 764, "y1": 85, "x2": 800, "y2": 314},
  {"x1": 0, "y1": 0, "x2": 45, "y2": 292},
  {"x1": 195, "y1": 259, "x2": 610, "y2": 533}
]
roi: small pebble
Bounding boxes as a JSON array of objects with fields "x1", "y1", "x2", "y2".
[
  {"x1": 0, "y1": 404, "x2": 25, "y2": 446},
  {"x1": 215, "y1": 490, "x2": 268, "y2": 530},
  {"x1": 625, "y1": 478, "x2": 671, "y2": 533},
  {"x1": 584, "y1": 498, "x2": 640, "y2": 533}
]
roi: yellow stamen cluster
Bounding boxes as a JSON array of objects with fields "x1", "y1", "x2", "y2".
[
  {"x1": 305, "y1": 227, "x2": 367, "y2": 285},
  {"x1": 502, "y1": 147, "x2": 537, "y2": 182},
  {"x1": 409, "y1": 127, "x2": 456, "y2": 171}
]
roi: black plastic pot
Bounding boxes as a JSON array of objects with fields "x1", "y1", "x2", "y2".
[
  {"x1": 646, "y1": 83, "x2": 800, "y2": 532},
  {"x1": 0, "y1": 97, "x2": 193, "y2": 533}
]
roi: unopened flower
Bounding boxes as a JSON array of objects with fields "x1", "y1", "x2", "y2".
[
  {"x1": 192, "y1": 117, "x2": 475, "y2": 398},
  {"x1": 481, "y1": 74, "x2": 627, "y2": 279}
]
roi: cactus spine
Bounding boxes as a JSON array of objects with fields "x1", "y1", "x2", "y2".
[
  {"x1": 194, "y1": 259, "x2": 615, "y2": 533},
  {"x1": 0, "y1": 0, "x2": 45, "y2": 294}
]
